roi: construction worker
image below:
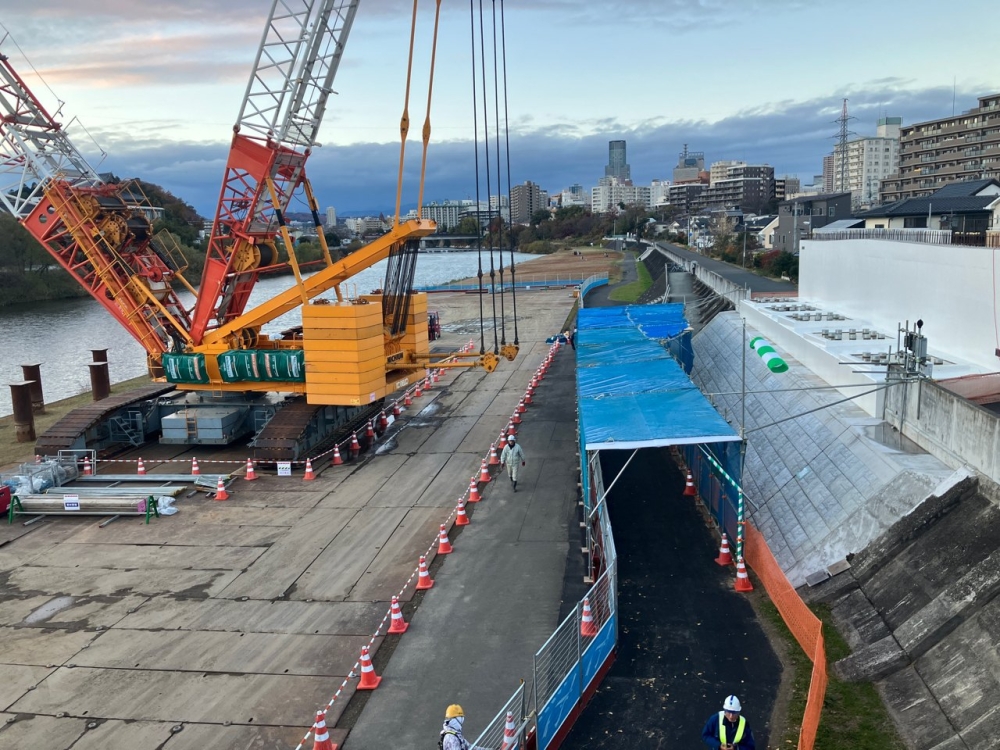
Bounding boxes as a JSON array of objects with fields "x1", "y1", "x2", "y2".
[
  {"x1": 500, "y1": 434, "x2": 525, "y2": 492},
  {"x1": 701, "y1": 695, "x2": 756, "y2": 750},
  {"x1": 440, "y1": 704, "x2": 470, "y2": 750}
]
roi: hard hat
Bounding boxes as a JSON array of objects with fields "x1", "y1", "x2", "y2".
[
  {"x1": 507, "y1": 434, "x2": 515, "y2": 442},
  {"x1": 445, "y1": 704, "x2": 464, "y2": 719},
  {"x1": 723, "y1": 695, "x2": 742, "y2": 712}
]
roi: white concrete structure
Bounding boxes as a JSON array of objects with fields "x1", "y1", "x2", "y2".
[
  {"x1": 650, "y1": 179, "x2": 671, "y2": 207},
  {"x1": 709, "y1": 160, "x2": 744, "y2": 186},
  {"x1": 325, "y1": 206, "x2": 337, "y2": 227},
  {"x1": 799, "y1": 237, "x2": 1000, "y2": 372}
]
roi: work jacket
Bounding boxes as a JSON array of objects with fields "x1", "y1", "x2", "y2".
[{"x1": 701, "y1": 711, "x2": 755, "y2": 750}]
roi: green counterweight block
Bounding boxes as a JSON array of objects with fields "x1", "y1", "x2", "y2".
[{"x1": 748, "y1": 337, "x2": 789, "y2": 373}]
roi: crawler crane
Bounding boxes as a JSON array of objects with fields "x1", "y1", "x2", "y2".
[{"x1": 0, "y1": 1, "x2": 517, "y2": 460}]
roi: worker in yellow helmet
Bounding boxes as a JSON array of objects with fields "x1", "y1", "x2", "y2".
[{"x1": 440, "y1": 704, "x2": 470, "y2": 750}]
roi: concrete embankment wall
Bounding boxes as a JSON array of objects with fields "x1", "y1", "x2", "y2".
[
  {"x1": 652, "y1": 243, "x2": 749, "y2": 306},
  {"x1": 884, "y1": 375, "x2": 1000, "y2": 489}
]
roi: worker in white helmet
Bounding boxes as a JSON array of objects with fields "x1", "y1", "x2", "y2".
[
  {"x1": 440, "y1": 704, "x2": 470, "y2": 750},
  {"x1": 701, "y1": 695, "x2": 756, "y2": 750},
  {"x1": 499, "y1": 434, "x2": 526, "y2": 492}
]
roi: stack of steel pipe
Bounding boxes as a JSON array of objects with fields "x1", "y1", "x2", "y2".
[{"x1": 14, "y1": 495, "x2": 153, "y2": 515}]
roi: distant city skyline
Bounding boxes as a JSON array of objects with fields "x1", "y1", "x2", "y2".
[{"x1": 3, "y1": 1, "x2": 997, "y2": 214}]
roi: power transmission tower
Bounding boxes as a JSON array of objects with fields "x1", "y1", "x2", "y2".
[{"x1": 832, "y1": 98, "x2": 857, "y2": 195}]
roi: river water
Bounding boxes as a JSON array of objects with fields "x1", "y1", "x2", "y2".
[{"x1": 0, "y1": 250, "x2": 532, "y2": 417}]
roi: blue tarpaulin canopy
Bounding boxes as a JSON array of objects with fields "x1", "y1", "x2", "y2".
[{"x1": 577, "y1": 305, "x2": 740, "y2": 450}]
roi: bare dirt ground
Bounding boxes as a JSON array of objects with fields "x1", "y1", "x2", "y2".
[{"x1": 452, "y1": 247, "x2": 622, "y2": 284}]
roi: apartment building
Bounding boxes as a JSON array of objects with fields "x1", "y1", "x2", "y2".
[
  {"x1": 829, "y1": 117, "x2": 902, "y2": 208},
  {"x1": 511, "y1": 181, "x2": 548, "y2": 223},
  {"x1": 880, "y1": 94, "x2": 1000, "y2": 203},
  {"x1": 591, "y1": 177, "x2": 651, "y2": 213},
  {"x1": 700, "y1": 164, "x2": 775, "y2": 213}
]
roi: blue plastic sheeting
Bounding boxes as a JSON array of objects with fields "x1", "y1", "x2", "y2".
[{"x1": 577, "y1": 305, "x2": 739, "y2": 450}]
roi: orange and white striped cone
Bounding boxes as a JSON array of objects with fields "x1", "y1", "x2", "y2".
[
  {"x1": 332, "y1": 444, "x2": 344, "y2": 465},
  {"x1": 488, "y1": 443, "x2": 500, "y2": 466},
  {"x1": 683, "y1": 470, "x2": 696, "y2": 496},
  {"x1": 416, "y1": 555, "x2": 434, "y2": 590},
  {"x1": 431, "y1": 370, "x2": 439, "y2": 384},
  {"x1": 423, "y1": 375, "x2": 432, "y2": 392},
  {"x1": 349, "y1": 433, "x2": 360, "y2": 458},
  {"x1": 404, "y1": 392, "x2": 413, "y2": 406},
  {"x1": 517, "y1": 398, "x2": 526, "y2": 414},
  {"x1": 366, "y1": 421, "x2": 375, "y2": 440},
  {"x1": 456, "y1": 501, "x2": 470, "y2": 526},
  {"x1": 137, "y1": 457, "x2": 146, "y2": 476},
  {"x1": 506, "y1": 421, "x2": 517, "y2": 438},
  {"x1": 511, "y1": 409, "x2": 522, "y2": 425},
  {"x1": 379, "y1": 411, "x2": 388, "y2": 431},
  {"x1": 479, "y1": 459, "x2": 491, "y2": 483},
  {"x1": 82, "y1": 456, "x2": 93, "y2": 476},
  {"x1": 735, "y1": 557, "x2": 754, "y2": 592},
  {"x1": 214, "y1": 476, "x2": 229, "y2": 501},
  {"x1": 497, "y1": 433, "x2": 508, "y2": 451},
  {"x1": 356, "y1": 645, "x2": 381, "y2": 690},
  {"x1": 392, "y1": 402, "x2": 401, "y2": 417},
  {"x1": 303, "y1": 458, "x2": 316, "y2": 481},
  {"x1": 715, "y1": 533, "x2": 733, "y2": 566},
  {"x1": 388, "y1": 595, "x2": 409, "y2": 634},
  {"x1": 414, "y1": 383, "x2": 423, "y2": 398},
  {"x1": 191, "y1": 457, "x2": 200, "y2": 476},
  {"x1": 468, "y1": 477, "x2": 481, "y2": 503},
  {"x1": 524, "y1": 388, "x2": 533, "y2": 405},
  {"x1": 311, "y1": 710, "x2": 336, "y2": 750},
  {"x1": 437, "y1": 524, "x2": 453, "y2": 555},
  {"x1": 580, "y1": 597, "x2": 598, "y2": 637},
  {"x1": 500, "y1": 711, "x2": 519, "y2": 750},
  {"x1": 245, "y1": 458, "x2": 257, "y2": 481}
]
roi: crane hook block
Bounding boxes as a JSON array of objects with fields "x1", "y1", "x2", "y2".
[
  {"x1": 479, "y1": 352, "x2": 500, "y2": 373},
  {"x1": 500, "y1": 344, "x2": 519, "y2": 362}
]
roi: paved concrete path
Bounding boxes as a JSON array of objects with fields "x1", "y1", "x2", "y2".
[
  {"x1": 584, "y1": 251, "x2": 637, "y2": 307},
  {"x1": 0, "y1": 290, "x2": 574, "y2": 750},
  {"x1": 654, "y1": 241, "x2": 798, "y2": 294}
]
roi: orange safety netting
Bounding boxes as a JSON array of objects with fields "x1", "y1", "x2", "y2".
[{"x1": 743, "y1": 523, "x2": 827, "y2": 750}]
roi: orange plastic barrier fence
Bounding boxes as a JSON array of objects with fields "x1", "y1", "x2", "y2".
[{"x1": 743, "y1": 524, "x2": 827, "y2": 750}]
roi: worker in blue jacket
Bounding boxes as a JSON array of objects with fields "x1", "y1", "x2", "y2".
[{"x1": 702, "y1": 695, "x2": 756, "y2": 750}]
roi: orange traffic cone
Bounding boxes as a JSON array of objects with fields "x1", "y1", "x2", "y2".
[
  {"x1": 388, "y1": 595, "x2": 409, "y2": 634},
  {"x1": 137, "y1": 457, "x2": 146, "y2": 475},
  {"x1": 511, "y1": 409, "x2": 521, "y2": 425},
  {"x1": 500, "y1": 711, "x2": 518, "y2": 750},
  {"x1": 715, "y1": 533, "x2": 733, "y2": 566},
  {"x1": 506, "y1": 421, "x2": 516, "y2": 437},
  {"x1": 415, "y1": 383, "x2": 423, "y2": 397},
  {"x1": 303, "y1": 458, "x2": 316, "y2": 481},
  {"x1": 468, "y1": 477, "x2": 481, "y2": 503},
  {"x1": 497, "y1": 433, "x2": 508, "y2": 451},
  {"x1": 437, "y1": 524, "x2": 453, "y2": 555},
  {"x1": 245, "y1": 458, "x2": 257, "y2": 481},
  {"x1": 479, "y1": 459, "x2": 491, "y2": 483},
  {"x1": 392, "y1": 402, "x2": 401, "y2": 417},
  {"x1": 431, "y1": 370, "x2": 439, "y2": 383},
  {"x1": 580, "y1": 597, "x2": 598, "y2": 637},
  {"x1": 524, "y1": 389, "x2": 533, "y2": 405},
  {"x1": 488, "y1": 443, "x2": 500, "y2": 466},
  {"x1": 735, "y1": 557, "x2": 754, "y2": 592},
  {"x1": 416, "y1": 555, "x2": 434, "y2": 589},
  {"x1": 424, "y1": 376, "x2": 432, "y2": 391},
  {"x1": 214, "y1": 476, "x2": 229, "y2": 501},
  {"x1": 356, "y1": 645, "x2": 381, "y2": 690},
  {"x1": 349, "y1": 433, "x2": 360, "y2": 458},
  {"x1": 456, "y1": 501, "x2": 470, "y2": 526},
  {"x1": 517, "y1": 398, "x2": 526, "y2": 414},
  {"x1": 379, "y1": 411, "x2": 388, "y2": 431},
  {"x1": 82, "y1": 456, "x2": 93, "y2": 476},
  {"x1": 191, "y1": 457, "x2": 200, "y2": 475},
  {"x1": 683, "y1": 470, "x2": 697, "y2": 496},
  {"x1": 404, "y1": 392, "x2": 413, "y2": 407},
  {"x1": 311, "y1": 711, "x2": 336, "y2": 750},
  {"x1": 366, "y1": 421, "x2": 375, "y2": 439},
  {"x1": 332, "y1": 444, "x2": 344, "y2": 465}
]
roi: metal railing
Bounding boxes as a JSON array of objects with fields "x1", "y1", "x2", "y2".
[
  {"x1": 470, "y1": 682, "x2": 527, "y2": 749},
  {"x1": 809, "y1": 228, "x2": 952, "y2": 245},
  {"x1": 578, "y1": 273, "x2": 610, "y2": 308},
  {"x1": 417, "y1": 275, "x2": 589, "y2": 292}
]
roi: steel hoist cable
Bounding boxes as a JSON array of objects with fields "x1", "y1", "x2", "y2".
[
  {"x1": 490, "y1": 0, "x2": 507, "y2": 346},
  {"x1": 478, "y1": 0, "x2": 500, "y2": 355},
  {"x1": 469, "y1": 0, "x2": 487, "y2": 355},
  {"x1": 499, "y1": 0, "x2": 518, "y2": 345}
]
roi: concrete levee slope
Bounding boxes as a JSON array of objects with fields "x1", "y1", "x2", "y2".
[
  {"x1": 691, "y1": 312, "x2": 956, "y2": 586},
  {"x1": 806, "y1": 475, "x2": 1000, "y2": 750}
]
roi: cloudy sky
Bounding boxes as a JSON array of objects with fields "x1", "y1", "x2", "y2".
[{"x1": 3, "y1": 0, "x2": 998, "y2": 216}]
